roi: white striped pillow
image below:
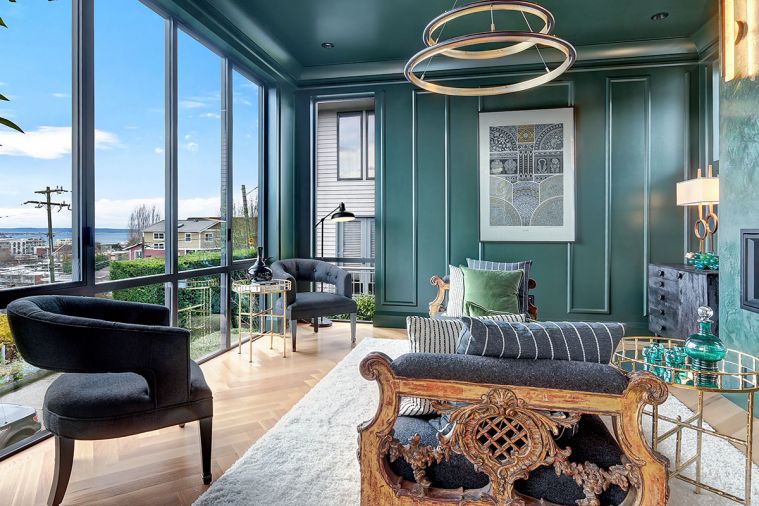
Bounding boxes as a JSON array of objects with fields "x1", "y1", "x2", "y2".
[
  {"x1": 446, "y1": 265, "x2": 465, "y2": 317},
  {"x1": 398, "y1": 314, "x2": 525, "y2": 416}
]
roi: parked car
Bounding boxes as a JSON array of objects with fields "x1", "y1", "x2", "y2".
[{"x1": 0, "y1": 403, "x2": 41, "y2": 450}]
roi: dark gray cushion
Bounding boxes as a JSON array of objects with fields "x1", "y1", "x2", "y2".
[
  {"x1": 457, "y1": 318, "x2": 625, "y2": 364},
  {"x1": 390, "y1": 414, "x2": 627, "y2": 505},
  {"x1": 391, "y1": 353, "x2": 629, "y2": 395},
  {"x1": 43, "y1": 362, "x2": 213, "y2": 440},
  {"x1": 274, "y1": 291, "x2": 357, "y2": 320},
  {"x1": 467, "y1": 258, "x2": 532, "y2": 314}
]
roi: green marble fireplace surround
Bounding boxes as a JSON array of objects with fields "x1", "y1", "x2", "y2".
[
  {"x1": 720, "y1": 79, "x2": 759, "y2": 362},
  {"x1": 293, "y1": 61, "x2": 717, "y2": 330}
]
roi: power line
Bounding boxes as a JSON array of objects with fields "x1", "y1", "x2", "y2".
[{"x1": 23, "y1": 186, "x2": 71, "y2": 283}]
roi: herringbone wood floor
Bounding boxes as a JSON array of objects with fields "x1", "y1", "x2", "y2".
[
  {"x1": 0, "y1": 322, "x2": 404, "y2": 506},
  {"x1": 1, "y1": 323, "x2": 758, "y2": 506}
]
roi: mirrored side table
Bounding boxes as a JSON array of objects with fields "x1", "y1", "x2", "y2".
[{"x1": 232, "y1": 279, "x2": 291, "y2": 361}]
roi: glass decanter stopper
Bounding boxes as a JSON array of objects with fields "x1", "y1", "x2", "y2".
[{"x1": 684, "y1": 306, "x2": 726, "y2": 387}]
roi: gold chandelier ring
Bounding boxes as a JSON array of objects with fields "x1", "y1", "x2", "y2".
[
  {"x1": 423, "y1": 0, "x2": 555, "y2": 60},
  {"x1": 404, "y1": 31, "x2": 576, "y2": 97}
]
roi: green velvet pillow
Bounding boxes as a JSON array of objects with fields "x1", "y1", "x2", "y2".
[
  {"x1": 464, "y1": 301, "x2": 522, "y2": 318},
  {"x1": 461, "y1": 267, "x2": 523, "y2": 316}
]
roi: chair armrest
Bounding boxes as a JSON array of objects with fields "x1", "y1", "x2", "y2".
[
  {"x1": 271, "y1": 262, "x2": 297, "y2": 305},
  {"x1": 7, "y1": 302, "x2": 190, "y2": 408},
  {"x1": 59, "y1": 296, "x2": 171, "y2": 326},
  {"x1": 429, "y1": 275, "x2": 449, "y2": 318},
  {"x1": 332, "y1": 266, "x2": 352, "y2": 298}
]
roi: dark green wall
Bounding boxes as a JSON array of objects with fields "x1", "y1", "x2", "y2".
[{"x1": 296, "y1": 64, "x2": 709, "y2": 329}]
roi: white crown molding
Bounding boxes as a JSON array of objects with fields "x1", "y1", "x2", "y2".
[{"x1": 298, "y1": 38, "x2": 699, "y2": 84}]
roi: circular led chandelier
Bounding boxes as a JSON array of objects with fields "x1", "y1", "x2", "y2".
[{"x1": 404, "y1": 0, "x2": 576, "y2": 96}]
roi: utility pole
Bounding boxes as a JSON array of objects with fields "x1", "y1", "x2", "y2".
[{"x1": 24, "y1": 186, "x2": 70, "y2": 283}]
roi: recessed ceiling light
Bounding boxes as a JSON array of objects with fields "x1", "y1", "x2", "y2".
[
  {"x1": 651, "y1": 12, "x2": 669, "y2": 21},
  {"x1": 321, "y1": 42, "x2": 335, "y2": 49}
]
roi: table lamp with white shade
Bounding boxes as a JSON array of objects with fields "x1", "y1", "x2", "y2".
[{"x1": 677, "y1": 165, "x2": 719, "y2": 253}]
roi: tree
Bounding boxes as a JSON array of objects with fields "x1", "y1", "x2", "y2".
[{"x1": 127, "y1": 204, "x2": 162, "y2": 244}]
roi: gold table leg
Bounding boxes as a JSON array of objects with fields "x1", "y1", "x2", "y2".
[
  {"x1": 237, "y1": 288, "x2": 242, "y2": 355},
  {"x1": 282, "y1": 293, "x2": 287, "y2": 359},
  {"x1": 747, "y1": 393, "x2": 754, "y2": 506},
  {"x1": 696, "y1": 390, "x2": 704, "y2": 494}
]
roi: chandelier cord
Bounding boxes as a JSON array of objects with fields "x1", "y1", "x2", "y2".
[
  {"x1": 421, "y1": 0, "x2": 460, "y2": 80},
  {"x1": 521, "y1": 11, "x2": 550, "y2": 73}
]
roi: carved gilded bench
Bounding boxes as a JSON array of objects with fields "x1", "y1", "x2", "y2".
[{"x1": 358, "y1": 352, "x2": 669, "y2": 505}]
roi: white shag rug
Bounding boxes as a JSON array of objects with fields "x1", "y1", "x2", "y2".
[{"x1": 195, "y1": 338, "x2": 759, "y2": 505}]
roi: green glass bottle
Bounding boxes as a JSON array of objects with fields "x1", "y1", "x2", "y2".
[{"x1": 684, "y1": 306, "x2": 726, "y2": 387}]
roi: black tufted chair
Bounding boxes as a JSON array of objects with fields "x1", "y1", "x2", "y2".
[
  {"x1": 6, "y1": 295, "x2": 214, "y2": 506},
  {"x1": 271, "y1": 259, "x2": 357, "y2": 351}
]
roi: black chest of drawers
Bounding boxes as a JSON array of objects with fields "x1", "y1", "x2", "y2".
[{"x1": 648, "y1": 263, "x2": 719, "y2": 338}]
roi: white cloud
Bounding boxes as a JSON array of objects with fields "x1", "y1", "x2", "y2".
[
  {"x1": 180, "y1": 100, "x2": 206, "y2": 110},
  {"x1": 183, "y1": 141, "x2": 199, "y2": 153},
  {"x1": 200, "y1": 112, "x2": 221, "y2": 119},
  {"x1": 154, "y1": 147, "x2": 165, "y2": 154},
  {"x1": 51, "y1": 92, "x2": 70, "y2": 99},
  {"x1": 178, "y1": 197, "x2": 221, "y2": 219},
  {"x1": 0, "y1": 126, "x2": 121, "y2": 159}
]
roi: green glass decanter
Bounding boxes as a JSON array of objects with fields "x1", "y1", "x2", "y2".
[{"x1": 684, "y1": 306, "x2": 726, "y2": 387}]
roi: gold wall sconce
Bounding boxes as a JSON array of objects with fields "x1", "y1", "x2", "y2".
[
  {"x1": 722, "y1": 0, "x2": 759, "y2": 81},
  {"x1": 677, "y1": 165, "x2": 720, "y2": 253}
]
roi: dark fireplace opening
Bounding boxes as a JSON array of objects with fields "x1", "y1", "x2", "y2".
[{"x1": 741, "y1": 229, "x2": 759, "y2": 313}]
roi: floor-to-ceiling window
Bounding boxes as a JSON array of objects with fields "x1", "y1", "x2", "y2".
[
  {"x1": 314, "y1": 98, "x2": 376, "y2": 320},
  {"x1": 0, "y1": 0, "x2": 267, "y2": 460},
  {"x1": 0, "y1": 0, "x2": 74, "y2": 459},
  {"x1": 94, "y1": 0, "x2": 165, "y2": 283}
]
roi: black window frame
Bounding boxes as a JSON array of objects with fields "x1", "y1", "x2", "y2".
[{"x1": 0, "y1": 0, "x2": 271, "y2": 461}]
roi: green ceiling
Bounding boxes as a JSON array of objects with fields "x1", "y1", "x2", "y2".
[{"x1": 204, "y1": 0, "x2": 716, "y2": 72}]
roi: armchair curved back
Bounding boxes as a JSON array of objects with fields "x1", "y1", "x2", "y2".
[
  {"x1": 271, "y1": 259, "x2": 352, "y2": 303},
  {"x1": 6, "y1": 295, "x2": 191, "y2": 407}
]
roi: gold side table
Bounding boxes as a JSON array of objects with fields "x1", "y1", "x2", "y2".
[
  {"x1": 614, "y1": 336, "x2": 759, "y2": 505},
  {"x1": 232, "y1": 279, "x2": 291, "y2": 361}
]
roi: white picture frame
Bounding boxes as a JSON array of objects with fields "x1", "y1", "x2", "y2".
[{"x1": 479, "y1": 107, "x2": 575, "y2": 242}]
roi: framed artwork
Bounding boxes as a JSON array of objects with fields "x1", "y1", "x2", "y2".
[{"x1": 479, "y1": 107, "x2": 575, "y2": 242}]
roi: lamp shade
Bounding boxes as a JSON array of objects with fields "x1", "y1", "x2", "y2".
[
  {"x1": 330, "y1": 202, "x2": 355, "y2": 222},
  {"x1": 676, "y1": 177, "x2": 719, "y2": 206}
]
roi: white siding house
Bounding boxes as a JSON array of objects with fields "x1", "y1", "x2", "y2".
[{"x1": 315, "y1": 100, "x2": 375, "y2": 260}]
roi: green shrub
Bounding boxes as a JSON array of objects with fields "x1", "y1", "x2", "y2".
[{"x1": 335, "y1": 294, "x2": 375, "y2": 322}]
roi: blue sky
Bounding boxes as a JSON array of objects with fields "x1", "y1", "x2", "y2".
[{"x1": 0, "y1": 0, "x2": 260, "y2": 231}]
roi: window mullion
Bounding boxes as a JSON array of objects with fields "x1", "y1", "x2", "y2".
[
  {"x1": 165, "y1": 17, "x2": 179, "y2": 322},
  {"x1": 221, "y1": 57, "x2": 233, "y2": 349}
]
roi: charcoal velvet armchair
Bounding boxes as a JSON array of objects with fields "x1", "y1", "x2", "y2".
[
  {"x1": 6, "y1": 295, "x2": 214, "y2": 506},
  {"x1": 272, "y1": 258, "x2": 357, "y2": 351}
]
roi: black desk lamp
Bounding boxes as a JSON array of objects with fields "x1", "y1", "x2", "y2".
[{"x1": 313, "y1": 202, "x2": 355, "y2": 327}]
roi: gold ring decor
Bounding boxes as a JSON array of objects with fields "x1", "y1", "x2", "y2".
[
  {"x1": 423, "y1": 0, "x2": 555, "y2": 60},
  {"x1": 404, "y1": 31, "x2": 576, "y2": 97}
]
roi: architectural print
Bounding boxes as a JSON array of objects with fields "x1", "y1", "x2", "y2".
[{"x1": 479, "y1": 108, "x2": 575, "y2": 242}]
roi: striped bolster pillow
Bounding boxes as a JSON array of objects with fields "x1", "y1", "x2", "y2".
[
  {"x1": 398, "y1": 314, "x2": 525, "y2": 417},
  {"x1": 456, "y1": 317, "x2": 625, "y2": 364}
]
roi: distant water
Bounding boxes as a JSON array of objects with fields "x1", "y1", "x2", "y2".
[{"x1": 0, "y1": 228, "x2": 130, "y2": 245}]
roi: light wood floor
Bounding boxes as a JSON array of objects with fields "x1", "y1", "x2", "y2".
[
  {"x1": 1, "y1": 323, "x2": 758, "y2": 505},
  {"x1": 0, "y1": 322, "x2": 403, "y2": 506}
]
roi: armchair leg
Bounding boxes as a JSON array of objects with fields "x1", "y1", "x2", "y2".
[
  {"x1": 350, "y1": 312, "x2": 357, "y2": 344},
  {"x1": 291, "y1": 319, "x2": 298, "y2": 352},
  {"x1": 48, "y1": 436, "x2": 74, "y2": 506},
  {"x1": 313, "y1": 318, "x2": 319, "y2": 332},
  {"x1": 199, "y1": 417, "x2": 212, "y2": 485}
]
